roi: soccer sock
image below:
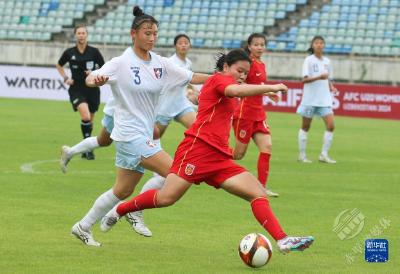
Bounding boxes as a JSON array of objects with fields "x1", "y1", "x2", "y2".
[
  {"x1": 257, "y1": 152, "x2": 271, "y2": 187},
  {"x1": 69, "y1": 136, "x2": 99, "y2": 155},
  {"x1": 117, "y1": 189, "x2": 158, "y2": 216},
  {"x1": 251, "y1": 197, "x2": 287, "y2": 241},
  {"x1": 321, "y1": 131, "x2": 334, "y2": 156},
  {"x1": 298, "y1": 129, "x2": 308, "y2": 158},
  {"x1": 81, "y1": 120, "x2": 92, "y2": 139},
  {"x1": 80, "y1": 189, "x2": 121, "y2": 231},
  {"x1": 140, "y1": 175, "x2": 165, "y2": 194}
]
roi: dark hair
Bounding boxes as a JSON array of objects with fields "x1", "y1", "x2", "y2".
[
  {"x1": 215, "y1": 49, "x2": 251, "y2": 72},
  {"x1": 307, "y1": 35, "x2": 325, "y2": 54},
  {"x1": 174, "y1": 34, "x2": 191, "y2": 45},
  {"x1": 245, "y1": 33, "x2": 266, "y2": 54},
  {"x1": 74, "y1": 24, "x2": 87, "y2": 34},
  {"x1": 131, "y1": 6, "x2": 158, "y2": 30}
]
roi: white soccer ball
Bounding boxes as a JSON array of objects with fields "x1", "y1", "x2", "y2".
[{"x1": 238, "y1": 233, "x2": 273, "y2": 268}]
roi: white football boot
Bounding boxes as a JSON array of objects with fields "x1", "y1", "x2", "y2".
[
  {"x1": 266, "y1": 189, "x2": 279, "y2": 198},
  {"x1": 125, "y1": 211, "x2": 153, "y2": 237},
  {"x1": 100, "y1": 207, "x2": 120, "y2": 232},
  {"x1": 60, "y1": 145, "x2": 72, "y2": 173},
  {"x1": 71, "y1": 222, "x2": 101, "y2": 247},
  {"x1": 298, "y1": 155, "x2": 312, "y2": 163},
  {"x1": 318, "y1": 154, "x2": 337, "y2": 164},
  {"x1": 277, "y1": 236, "x2": 314, "y2": 254}
]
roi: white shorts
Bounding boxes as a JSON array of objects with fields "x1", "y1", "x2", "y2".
[
  {"x1": 115, "y1": 136, "x2": 162, "y2": 173},
  {"x1": 296, "y1": 105, "x2": 333, "y2": 118},
  {"x1": 101, "y1": 114, "x2": 114, "y2": 134},
  {"x1": 155, "y1": 106, "x2": 195, "y2": 126}
]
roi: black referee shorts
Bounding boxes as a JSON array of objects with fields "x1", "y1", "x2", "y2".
[{"x1": 68, "y1": 86, "x2": 100, "y2": 113}]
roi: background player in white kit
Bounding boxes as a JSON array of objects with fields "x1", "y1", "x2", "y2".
[
  {"x1": 297, "y1": 36, "x2": 338, "y2": 164},
  {"x1": 70, "y1": 6, "x2": 209, "y2": 246}
]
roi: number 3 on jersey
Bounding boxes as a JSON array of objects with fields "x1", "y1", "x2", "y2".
[{"x1": 131, "y1": 66, "x2": 141, "y2": 85}]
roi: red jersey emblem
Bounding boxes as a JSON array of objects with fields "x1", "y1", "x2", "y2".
[
  {"x1": 239, "y1": 129, "x2": 247, "y2": 139},
  {"x1": 184, "y1": 164, "x2": 195, "y2": 176}
]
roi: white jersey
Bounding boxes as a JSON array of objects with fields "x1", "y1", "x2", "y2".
[
  {"x1": 300, "y1": 54, "x2": 333, "y2": 107},
  {"x1": 92, "y1": 48, "x2": 193, "y2": 141},
  {"x1": 156, "y1": 53, "x2": 194, "y2": 117},
  {"x1": 103, "y1": 95, "x2": 116, "y2": 116}
]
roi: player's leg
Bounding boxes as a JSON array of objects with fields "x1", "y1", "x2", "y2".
[
  {"x1": 124, "y1": 151, "x2": 172, "y2": 237},
  {"x1": 296, "y1": 105, "x2": 313, "y2": 163},
  {"x1": 76, "y1": 102, "x2": 94, "y2": 160},
  {"x1": 60, "y1": 115, "x2": 113, "y2": 173},
  {"x1": 319, "y1": 110, "x2": 336, "y2": 163},
  {"x1": 175, "y1": 108, "x2": 196, "y2": 129},
  {"x1": 221, "y1": 172, "x2": 314, "y2": 253},
  {"x1": 101, "y1": 173, "x2": 192, "y2": 232},
  {"x1": 72, "y1": 167, "x2": 143, "y2": 246},
  {"x1": 253, "y1": 132, "x2": 278, "y2": 197}
]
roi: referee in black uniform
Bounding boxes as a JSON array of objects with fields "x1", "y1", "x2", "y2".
[{"x1": 56, "y1": 25, "x2": 105, "y2": 160}]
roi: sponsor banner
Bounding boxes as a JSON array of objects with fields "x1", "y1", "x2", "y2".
[
  {"x1": 265, "y1": 81, "x2": 400, "y2": 120},
  {"x1": 0, "y1": 65, "x2": 112, "y2": 102}
]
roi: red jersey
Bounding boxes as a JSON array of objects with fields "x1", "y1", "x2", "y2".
[
  {"x1": 233, "y1": 59, "x2": 267, "y2": 121},
  {"x1": 184, "y1": 73, "x2": 237, "y2": 157}
]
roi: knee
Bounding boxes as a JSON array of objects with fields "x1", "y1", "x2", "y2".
[
  {"x1": 113, "y1": 188, "x2": 133, "y2": 200},
  {"x1": 98, "y1": 137, "x2": 112, "y2": 147},
  {"x1": 326, "y1": 125, "x2": 335, "y2": 132},
  {"x1": 301, "y1": 125, "x2": 310, "y2": 132},
  {"x1": 157, "y1": 195, "x2": 177, "y2": 207},
  {"x1": 233, "y1": 151, "x2": 245, "y2": 160}
]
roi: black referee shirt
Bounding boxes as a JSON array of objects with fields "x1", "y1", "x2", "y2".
[{"x1": 58, "y1": 45, "x2": 105, "y2": 91}]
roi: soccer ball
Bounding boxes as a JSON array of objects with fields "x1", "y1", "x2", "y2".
[{"x1": 238, "y1": 233, "x2": 272, "y2": 268}]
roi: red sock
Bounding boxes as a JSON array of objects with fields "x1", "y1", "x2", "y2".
[
  {"x1": 251, "y1": 197, "x2": 287, "y2": 241},
  {"x1": 117, "y1": 189, "x2": 158, "y2": 216},
  {"x1": 257, "y1": 152, "x2": 271, "y2": 187}
]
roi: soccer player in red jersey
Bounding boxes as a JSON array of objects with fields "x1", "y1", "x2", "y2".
[
  {"x1": 232, "y1": 33, "x2": 280, "y2": 197},
  {"x1": 101, "y1": 49, "x2": 314, "y2": 254}
]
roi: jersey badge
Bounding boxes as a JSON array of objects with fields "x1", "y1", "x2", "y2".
[
  {"x1": 239, "y1": 129, "x2": 247, "y2": 139},
  {"x1": 154, "y1": 68, "x2": 163, "y2": 79},
  {"x1": 71, "y1": 55, "x2": 76, "y2": 60},
  {"x1": 146, "y1": 140, "x2": 156, "y2": 148},
  {"x1": 184, "y1": 164, "x2": 195, "y2": 176},
  {"x1": 86, "y1": 61, "x2": 94, "y2": 70}
]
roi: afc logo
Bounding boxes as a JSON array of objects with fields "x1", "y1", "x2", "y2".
[{"x1": 146, "y1": 140, "x2": 156, "y2": 148}]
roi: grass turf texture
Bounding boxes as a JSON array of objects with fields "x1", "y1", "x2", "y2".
[{"x1": 0, "y1": 98, "x2": 398, "y2": 273}]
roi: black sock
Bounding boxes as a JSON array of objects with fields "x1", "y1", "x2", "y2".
[{"x1": 81, "y1": 120, "x2": 92, "y2": 139}]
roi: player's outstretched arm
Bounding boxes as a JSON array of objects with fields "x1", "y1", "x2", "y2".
[
  {"x1": 190, "y1": 73, "x2": 210, "y2": 84},
  {"x1": 86, "y1": 74, "x2": 109, "y2": 87},
  {"x1": 225, "y1": 83, "x2": 288, "y2": 98}
]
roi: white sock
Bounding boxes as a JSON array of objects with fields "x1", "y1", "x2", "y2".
[
  {"x1": 321, "y1": 131, "x2": 334, "y2": 156},
  {"x1": 69, "y1": 136, "x2": 99, "y2": 155},
  {"x1": 298, "y1": 129, "x2": 308, "y2": 158},
  {"x1": 140, "y1": 175, "x2": 165, "y2": 194},
  {"x1": 79, "y1": 189, "x2": 121, "y2": 231}
]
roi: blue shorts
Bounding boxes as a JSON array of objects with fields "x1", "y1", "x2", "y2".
[
  {"x1": 115, "y1": 137, "x2": 162, "y2": 173},
  {"x1": 101, "y1": 114, "x2": 114, "y2": 134},
  {"x1": 156, "y1": 107, "x2": 195, "y2": 126},
  {"x1": 296, "y1": 105, "x2": 333, "y2": 118}
]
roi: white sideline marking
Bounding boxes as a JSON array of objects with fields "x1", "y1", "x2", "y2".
[{"x1": 19, "y1": 159, "x2": 114, "y2": 175}]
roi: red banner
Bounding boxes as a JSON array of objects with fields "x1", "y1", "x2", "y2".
[{"x1": 265, "y1": 81, "x2": 400, "y2": 120}]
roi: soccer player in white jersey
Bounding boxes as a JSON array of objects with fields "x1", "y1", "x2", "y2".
[
  {"x1": 297, "y1": 36, "x2": 339, "y2": 164},
  {"x1": 70, "y1": 6, "x2": 209, "y2": 246},
  {"x1": 131, "y1": 34, "x2": 200, "y2": 236},
  {"x1": 59, "y1": 96, "x2": 115, "y2": 173}
]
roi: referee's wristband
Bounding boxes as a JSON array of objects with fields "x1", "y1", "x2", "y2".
[{"x1": 63, "y1": 76, "x2": 69, "y2": 82}]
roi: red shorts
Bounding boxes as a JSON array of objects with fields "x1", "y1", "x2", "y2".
[
  {"x1": 170, "y1": 137, "x2": 246, "y2": 188},
  {"x1": 232, "y1": 118, "x2": 270, "y2": 144}
]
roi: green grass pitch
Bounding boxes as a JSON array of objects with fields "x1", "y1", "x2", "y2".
[{"x1": 0, "y1": 98, "x2": 398, "y2": 273}]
